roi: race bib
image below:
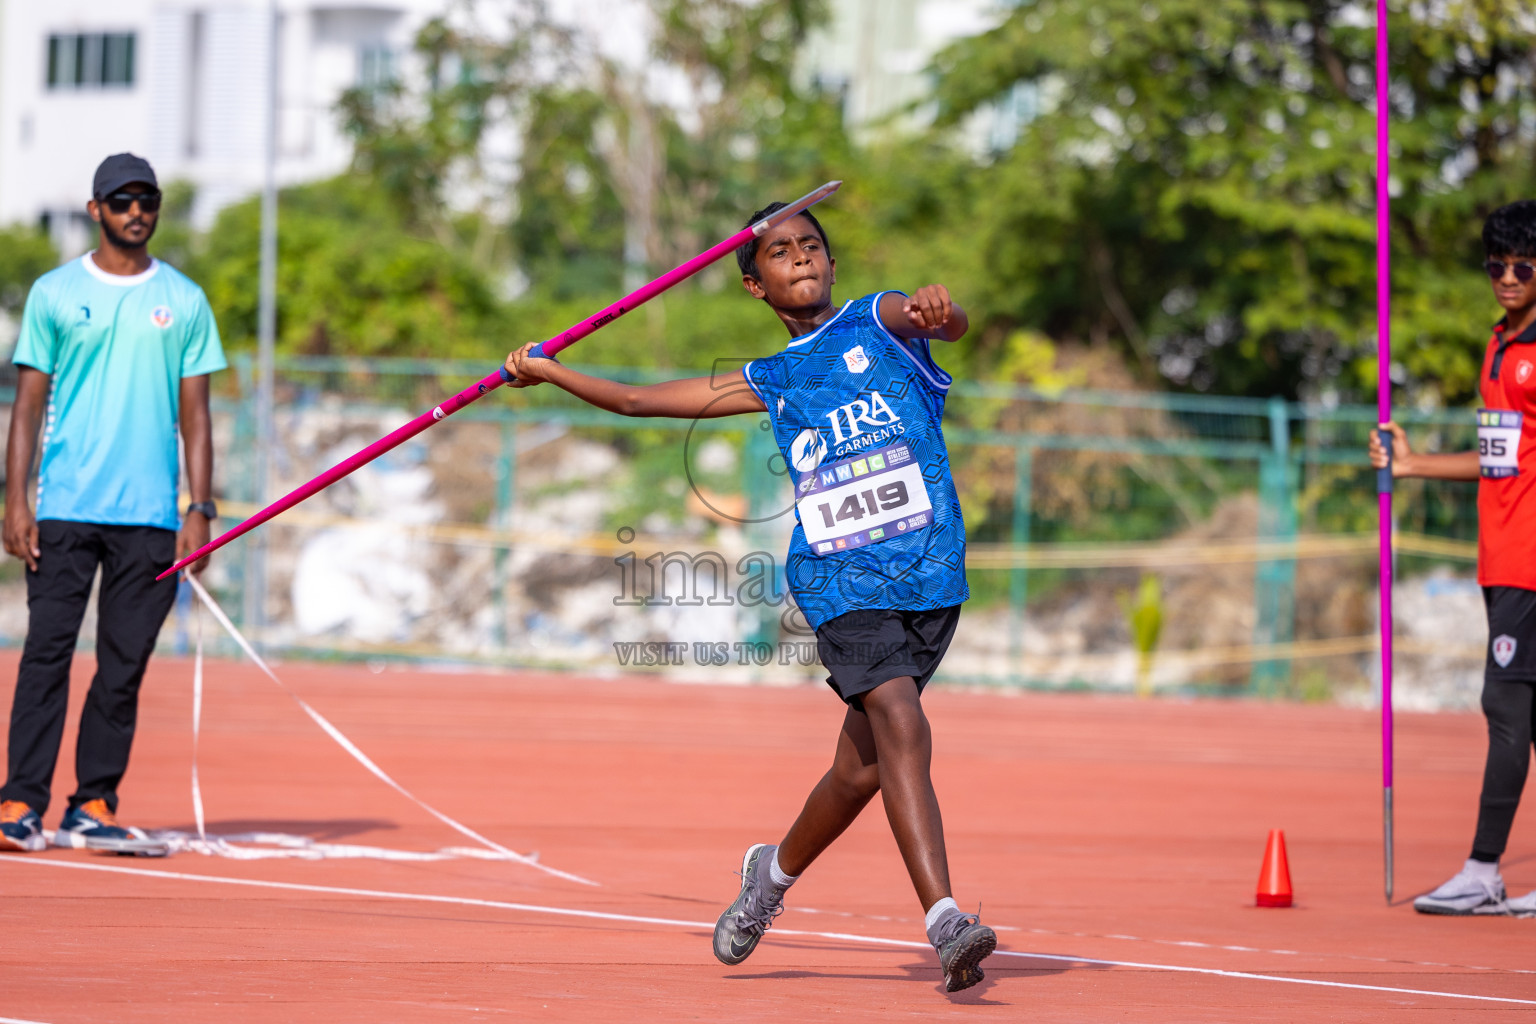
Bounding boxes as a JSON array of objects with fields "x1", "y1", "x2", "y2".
[
  {"x1": 1478, "y1": 408, "x2": 1522, "y2": 479},
  {"x1": 796, "y1": 443, "x2": 933, "y2": 555}
]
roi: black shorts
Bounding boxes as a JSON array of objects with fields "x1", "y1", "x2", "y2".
[
  {"x1": 815, "y1": 605, "x2": 962, "y2": 709},
  {"x1": 1484, "y1": 586, "x2": 1536, "y2": 681}
]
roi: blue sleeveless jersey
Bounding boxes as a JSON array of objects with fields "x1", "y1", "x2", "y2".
[{"x1": 743, "y1": 291, "x2": 969, "y2": 630}]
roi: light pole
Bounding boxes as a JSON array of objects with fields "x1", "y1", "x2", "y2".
[{"x1": 246, "y1": 0, "x2": 279, "y2": 643}]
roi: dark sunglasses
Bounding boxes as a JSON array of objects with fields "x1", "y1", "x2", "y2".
[
  {"x1": 1485, "y1": 259, "x2": 1536, "y2": 283},
  {"x1": 99, "y1": 190, "x2": 162, "y2": 214}
]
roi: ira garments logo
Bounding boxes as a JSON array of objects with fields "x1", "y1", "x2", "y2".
[
  {"x1": 824, "y1": 390, "x2": 900, "y2": 444},
  {"x1": 1493, "y1": 634, "x2": 1518, "y2": 668},
  {"x1": 150, "y1": 305, "x2": 174, "y2": 329}
]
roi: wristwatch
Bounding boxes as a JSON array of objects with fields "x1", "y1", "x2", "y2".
[{"x1": 185, "y1": 501, "x2": 218, "y2": 520}]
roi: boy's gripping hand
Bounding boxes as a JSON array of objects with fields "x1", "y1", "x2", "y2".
[
  {"x1": 881, "y1": 285, "x2": 969, "y2": 341},
  {"x1": 904, "y1": 285, "x2": 954, "y2": 331},
  {"x1": 504, "y1": 343, "x2": 557, "y2": 388},
  {"x1": 1368, "y1": 421, "x2": 1412, "y2": 477}
]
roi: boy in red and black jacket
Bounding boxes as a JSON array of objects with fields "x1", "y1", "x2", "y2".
[{"x1": 1371, "y1": 199, "x2": 1536, "y2": 916}]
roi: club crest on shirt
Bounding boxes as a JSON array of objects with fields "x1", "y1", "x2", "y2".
[
  {"x1": 150, "y1": 305, "x2": 174, "y2": 329},
  {"x1": 1493, "y1": 634, "x2": 1518, "y2": 668},
  {"x1": 842, "y1": 345, "x2": 870, "y2": 374},
  {"x1": 1519, "y1": 361, "x2": 1533, "y2": 385}
]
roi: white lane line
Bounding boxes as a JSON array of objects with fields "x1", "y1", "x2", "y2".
[
  {"x1": 5, "y1": 857, "x2": 1534, "y2": 1007},
  {"x1": 1002, "y1": 923, "x2": 1536, "y2": 976},
  {"x1": 0, "y1": 1016, "x2": 57, "y2": 1023},
  {"x1": 796, "y1": 906, "x2": 1536, "y2": 975}
]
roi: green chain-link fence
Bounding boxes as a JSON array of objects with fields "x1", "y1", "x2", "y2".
[{"x1": 0, "y1": 356, "x2": 1486, "y2": 702}]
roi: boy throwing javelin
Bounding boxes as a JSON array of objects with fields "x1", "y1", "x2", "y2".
[
  {"x1": 505, "y1": 201, "x2": 997, "y2": 991},
  {"x1": 1370, "y1": 199, "x2": 1536, "y2": 916}
]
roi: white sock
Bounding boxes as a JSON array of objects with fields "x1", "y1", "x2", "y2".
[
  {"x1": 1464, "y1": 858, "x2": 1501, "y2": 882},
  {"x1": 768, "y1": 848, "x2": 798, "y2": 889},
  {"x1": 924, "y1": 897, "x2": 960, "y2": 931}
]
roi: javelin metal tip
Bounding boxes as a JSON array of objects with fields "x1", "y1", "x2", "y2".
[{"x1": 752, "y1": 179, "x2": 845, "y2": 236}]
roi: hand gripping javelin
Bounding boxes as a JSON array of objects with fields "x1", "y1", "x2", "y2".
[{"x1": 157, "y1": 180, "x2": 843, "y2": 580}]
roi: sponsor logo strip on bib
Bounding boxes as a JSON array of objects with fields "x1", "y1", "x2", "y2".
[
  {"x1": 1478, "y1": 408, "x2": 1522, "y2": 479},
  {"x1": 796, "y1": 442, "x2": 933, "y2": 554}
]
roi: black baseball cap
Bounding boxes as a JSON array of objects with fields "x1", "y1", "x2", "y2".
[{"x1": 93, "y1": 153, "x2": 158, "y2": 198}]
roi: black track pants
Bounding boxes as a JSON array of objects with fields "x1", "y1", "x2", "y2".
[
  {"x1": 0, "y1": 520, "x2": 177, "y2": 816},
  {"x1": 1472, "y1": 676, "x2": 1536, "y2": 861}
]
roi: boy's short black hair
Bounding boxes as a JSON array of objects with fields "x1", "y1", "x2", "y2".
[
  {"x1": 1483, "y1": 200, "x2": 1536, "y2": 258},
  {"x1": 736, "y1": 202, "x2": 833, "y2": 280}
]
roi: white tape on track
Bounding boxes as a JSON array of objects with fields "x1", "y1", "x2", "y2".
[
  {"x1": 4, "y1": 857, "x2": 1536, "y2": 1008},
  {"x1": 190, "y1": 593, "x2": 206, "y2": 842},
  {"x1": 180, "y1": 575, "x2": 596, "y2": 886}
]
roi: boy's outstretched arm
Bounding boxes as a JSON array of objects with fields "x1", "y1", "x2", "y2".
[
  {"x1": 878, "y1": 285, "x2": 969, "y2": 342},
  {"x1": 504, "y1": 343, "x2": 766, "y2": 419},
  {"x1": 1368, "y1": 421, "x2": 1480, "y2": 481}
]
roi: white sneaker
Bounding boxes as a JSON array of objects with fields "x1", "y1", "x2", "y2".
[
  {"x1": 1413, "y1": 861, "x2": 1508, "y2": 916},
  {"x1": 1506, "y1": 890, "x2": 1536, "y2": 918}
]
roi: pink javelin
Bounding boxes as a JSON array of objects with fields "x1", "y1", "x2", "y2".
[
  {"x1": 158, "y1": 180, "x2": 843, "y2": 581},
  {"x1": 1374, "y1": 0, "x2": 1395, "y2": 903}
]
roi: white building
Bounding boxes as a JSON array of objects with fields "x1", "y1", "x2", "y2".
[
  {"x1": 803, "y1": 0, "x2": 1002, "y2": 141},
  {"x1": 0, "y1": 0, "x2": 437, "y2": 255}
]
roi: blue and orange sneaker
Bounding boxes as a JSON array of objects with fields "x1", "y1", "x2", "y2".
[
  {"x1": 53, "y1": 799, "x2": 168, "y2": 857},
  {"x1": 0, "y1": 800, "x2": 45, "y2": 852}
]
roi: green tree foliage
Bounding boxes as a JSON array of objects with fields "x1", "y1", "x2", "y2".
[
  {"x1": 188, "y1": 0, "x2": 1536, "y2": 410},
  {"x1": 190, "y1": 177, "x2": 506, "y2": 358},
  {"x1": 0, "y1": 225, "x2": 58, "y2": 327},
  {"x1": 336, "y1": 1, "x2": 854, "y2": 368},
  {"x1": 147, "y1": 182, "x2": 199, "y2": 272},
  {"x1": 932, "y1": 0, "x2": 1536, "y2": 403},
  {"x1": 339, "y1": 12, "x2": 538, "y2": 273}
]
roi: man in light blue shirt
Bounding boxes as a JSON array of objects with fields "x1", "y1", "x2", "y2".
[{"x1": 0, "y1": 154, "x2": 226, "y2": 855}]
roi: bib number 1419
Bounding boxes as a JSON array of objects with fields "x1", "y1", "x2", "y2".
[
  {"x1": 817, "y1": 481, "x2": 909, "y2": 527},
  {"x1": 796, "y1": 445, "x2": 933, "y2": 550}
]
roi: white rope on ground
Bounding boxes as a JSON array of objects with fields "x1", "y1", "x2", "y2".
[
  {"x1": 191, "y1": 591, "x2": 206, "y2": 842},
  {"x1": 149, "y1": 830, "x2": 574, "y2": 863},
  {"x1": 180, "y1": 574, "x2": 597, "y2": 886}
]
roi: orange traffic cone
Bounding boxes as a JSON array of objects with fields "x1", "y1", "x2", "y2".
[{"x1": 1256, "y1": 829, "x2": 1293, "y2": 907}]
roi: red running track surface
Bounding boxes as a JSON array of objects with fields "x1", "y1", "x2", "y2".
[{"x1": 0, "y1": 651, "x2": 1532, "y2": 1022}]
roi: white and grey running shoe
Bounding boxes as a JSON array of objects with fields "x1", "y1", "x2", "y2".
[
  {"x1": 1413, "y1": 862, "x2": 1508, "y2": 916},
  {"x1": 929, "y1": 911, "x2": 997, "y2": 992},
  {"x1": 1506, "y1": 890, "x2": 1536, "y2": 918},
  {"x1": 52, "y1": 799, "x2": 169, "y2": 857},
  {"x1": 712, "y1": 843, "x2": 787, "y2": 965}
]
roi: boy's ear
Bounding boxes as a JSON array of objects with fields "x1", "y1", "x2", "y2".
[
  {"x1": 87, "y1": 199, "x2": 102, "y2": 224},
  {"x1": 742, "y1": 274, "x2": 767, "y2": 300},
  {"x1": 829, "y1": 256, "x2": 836, "y2": 285}
]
